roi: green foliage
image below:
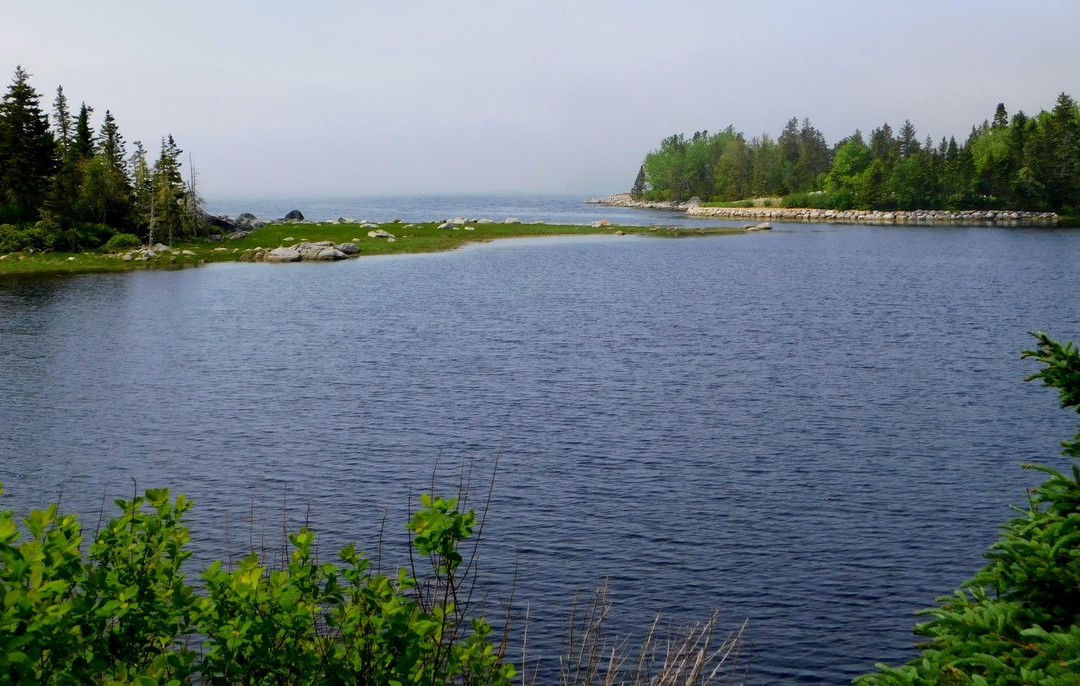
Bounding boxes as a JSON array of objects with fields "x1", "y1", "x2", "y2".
[
  {"x1": 858, "y1": 332, "x2": 1080, "y2": 685},
  {"x1": 637, "y1": 94, "x2": 1080, "y2": 212},
  {"x1": 0, "y1": 66, "x2": 198, "y2": 250},
  {"x1": 0, "y1": 222, "x2": 55, "y2": 252},
  {"x1": 103, "y1": 232, "x2": 142, "y2": 252},
  {"x1": 0, "y1": 486, "x2": 514, "y2": 684}
]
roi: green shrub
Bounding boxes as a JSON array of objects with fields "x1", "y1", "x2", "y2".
[
  {"x1": 858, "y1": 332, "x2": 1080, "y2": 685},
  {"x1": 103, "y1": 232, "x2": 142, "y2": 252},
  {"x1": 0, "y1": 487, "x2": 514, "y2": 684},
  {"x1": 0, "y1": 223, "x2": 55, "y2": 252}
]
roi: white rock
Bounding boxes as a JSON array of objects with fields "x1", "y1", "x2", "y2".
[{"x1": 503, "y1": 217, "x2": 521, "y2": 224}]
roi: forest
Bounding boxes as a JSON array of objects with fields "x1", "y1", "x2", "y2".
[
  {"x1": 634, "y1": 94, "x2": 1080, "y2": 213},
  {"x1": 0, "y1": 66, "x2": 205, "y2": 254}
]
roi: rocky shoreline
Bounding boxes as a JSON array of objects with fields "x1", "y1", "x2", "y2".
[
  {"x1": 687, "y1": 206, "x2": 1058, "y2": 225},
  {"x1": 588, "y1": 193, "x2": 1059, "y2": 226}
]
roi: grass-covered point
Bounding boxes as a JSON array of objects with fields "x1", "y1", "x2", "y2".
[
  {"x1": 0, "y1": 487, "x2": 514, "y2": 684},
  {"x1": 0, "y1": 220, "x2": 736, "y2": 277},
  {"x1": 858, "y1": 332, "x2": 1080, "y2": 684}
]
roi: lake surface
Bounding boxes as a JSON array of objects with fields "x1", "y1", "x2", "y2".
[
  {"x1": 2, "y1": 217, "x2": 1080, "y2": 683},
  {"x1": 205, "y1": 193, "x2": 729, "y2": 228}
]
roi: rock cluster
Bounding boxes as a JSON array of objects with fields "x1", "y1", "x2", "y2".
[
  {"x1": 261, "y1": 241, "x2": 353, "y2": 262},
  {"x1": 587, "y1": 193, "x2": 702, "y2": 211},
  {"x1": 686, "y1": 206, "x2": 1058, "y2": 225}
]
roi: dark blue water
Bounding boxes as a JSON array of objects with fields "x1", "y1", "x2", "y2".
[
  {"x1": 2, "y1": 220, "x2": 1080, "y2": 683},
  {"x1": 205, "y1": 193, "x2": 727, "y2": 228}
]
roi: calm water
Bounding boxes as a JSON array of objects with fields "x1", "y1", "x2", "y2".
[
  {"x1": 205, "y1": 193, "x2": 729, "y2": 228},
  {"x1": 2, "y1": 215, "x2": 1080, "y2": 683}
]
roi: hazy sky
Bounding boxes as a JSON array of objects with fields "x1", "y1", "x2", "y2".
[{"x1": 3, "y1": 1, "x2": 1079, "y2": 199}]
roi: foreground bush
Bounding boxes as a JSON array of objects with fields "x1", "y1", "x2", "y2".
[
  {"x1": 0, "y1": 489, "x2": 514, "y2": 684},
  {"x1": 858, "y1": 332, "x2": 1080, "y2": 684}
]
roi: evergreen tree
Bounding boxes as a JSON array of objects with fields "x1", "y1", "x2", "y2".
[
  {"x1": 129, "y1": 140, "x2": 153, "y2": 241},
  {"x1": 153, "y1": 135, "x2": 186, "y2": 244},
  {"x1": 52, "y1": 86, "x2": 71, "y2": 158},
  {"x1": 79, "y1": 110, "x2": 131, "y2": 226},
  {"x1": 630, "y1": 164, "x2": 647, "y2": 199},
  {"x1": 70, "y1": 103, "x2": 94, "y2": 160},
  {"x1": 795, "y1": 118, "x2": 830, "y2": 191},
  {"x1": 0, "y1": 66, "x2": 56, "y2": 222},
  {"x1": 992, "y1": 102, "x2": 1008, "y2": 129},
  {"x1": 897, "y1": 120, "x2": 920, "y2": 158}
]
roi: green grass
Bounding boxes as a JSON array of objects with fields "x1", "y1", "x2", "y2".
[{"x1": 0, "y1": 221, "x2": 740, "y2": 277}]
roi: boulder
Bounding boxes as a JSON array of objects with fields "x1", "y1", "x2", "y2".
[
  {"x1": 235, "y1": 212, "x2": 259, "y2": 228},
  {"x1": 264, "y1": 247, "x2": 302, "y2": 262},
  {"x1": 337, "y1": 242, "x2": 360, "y2": 255},
  {"x1": 152, "y1": 243, "x2": 172, "y2": 252},
  {"x1": 202, "y1": 211, "x2": 236, "y2": 231},
  {"x1": 283, "y1": 210, "x2": 304, "y2": 221},
  {"x1": 314, "y1": 247, "x2": 347, "y2": 261},
  {"x1": 744, "y1": 222, "x2": 772, "y2": 232},
  {"x1": 437, "y1": 222, "x2": 453, "y2": 230},
  {"x1": 503, "y1": 217, "x2": 521, "y2": 224},
  {"x1": 366, "y1": 229, "x2": 395, "y2": 239},
  {"x1": 294, "y1": 241, "x2": 335, "y2": 260}
]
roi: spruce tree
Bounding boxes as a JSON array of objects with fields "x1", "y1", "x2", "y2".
[
  {"x1": 630, "y1": 164, "x2": 647, "y2": 199},
  {"x1": 0, "y1": 66, "x2": 56, "y2": 222},
  {"x1": 153, "y1": 135, "x2": 186, "y2": 244}
]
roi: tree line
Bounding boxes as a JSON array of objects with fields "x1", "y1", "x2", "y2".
[
  {"x1": 0, "y1": 65, "x2": 206, "y2": 253},
  {"x1": 634, "y1": 94, "x2": 1080, "y2": 212}
]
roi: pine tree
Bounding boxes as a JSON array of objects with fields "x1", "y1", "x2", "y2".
[
  {"x1": 153, "y1": 135, "x2": 186, "y2": 244},
  {"x1": 897, "y1": 120, "x2": 920, "y2": 158},
  {"x1": 70, "y1": 103, "x2": 94, "y2": 160},
  {"x1": 630, "y1": 164, "x2": 647, "y2": 199},
  {"x1": 52, "y1": 86, "x2": 71, "y2": 158},
  {"x1": 0, "y1": 66, "x2": 56, "y2": 222},
  {"x1": 79, "y1": 110, "x2": 132, "y2": 226},
  {"x1": 129, "y1": 140, "x2": 153, "y2": 241}
]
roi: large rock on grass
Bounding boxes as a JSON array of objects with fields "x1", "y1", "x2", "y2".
[
  {"x1": 283, "y1": 209, "x2": 304, "y2": 222},
  {"x1": 264, "y1": 247, "x2": 302, "y2": 262}
]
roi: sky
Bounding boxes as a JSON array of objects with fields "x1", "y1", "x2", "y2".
[{"x1": 2, "y1": 1, "x2": 1079, "y2": 200}]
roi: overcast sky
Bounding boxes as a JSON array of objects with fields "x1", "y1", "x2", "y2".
[{"x1": 3, "y1": 1, "x2": 1079, "y2": 199}]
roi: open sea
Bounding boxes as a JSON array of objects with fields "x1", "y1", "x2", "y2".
[{"x1": 2, "y1": 195, "x2": 1080, "y2": 683}]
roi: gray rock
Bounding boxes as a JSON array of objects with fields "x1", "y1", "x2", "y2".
[
  {"x1": 236, "y1": 212, "x2": 259, "y2": 228},
  {"x1": 337, "y1": 242, "x2": 360, "y2": 255},
  {"x1": 264, "y1": 247, "x2": 302, "y2": 262},
  {"x1": 503, "y1": 217, "x2": 521, "y2": 224},
  {"x1": 437, "y1": 222, "x2": 453, "y2": 230},
  {"x1": 152, "y1": 243, "x2": 172, "y2": 252},
  {"x1": 314, "y1": 247, "x2": 347, "y2": 260},
  {"x1": 283, "y1": 210, "x2": 304, "y2": 221},
  {"x1": 294, "y1": 241, "x2": 335, "y2": 260}
]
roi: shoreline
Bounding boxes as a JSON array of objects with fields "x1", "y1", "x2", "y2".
[
  {"x1": 0, "y1": 221, "x2": 738, "y2": 279},
  {"x1": 590, "y1": 193, "x2": 1059, "y2": 226},
  {"x1": 686, "y1": 205, "x2": 1059, "y2": 225}
]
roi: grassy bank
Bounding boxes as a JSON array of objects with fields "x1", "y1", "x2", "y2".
[{"x1": 0, "y1": 220, "x2": 739, "y2": 278}]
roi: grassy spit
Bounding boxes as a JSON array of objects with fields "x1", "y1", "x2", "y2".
[{"x1": 0, "y1": 221, "x2": 740, "y2": 278}]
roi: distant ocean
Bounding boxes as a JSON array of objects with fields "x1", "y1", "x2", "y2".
[{"x1": 204, "y1": 194, "x2": 732, "y2": 229}]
